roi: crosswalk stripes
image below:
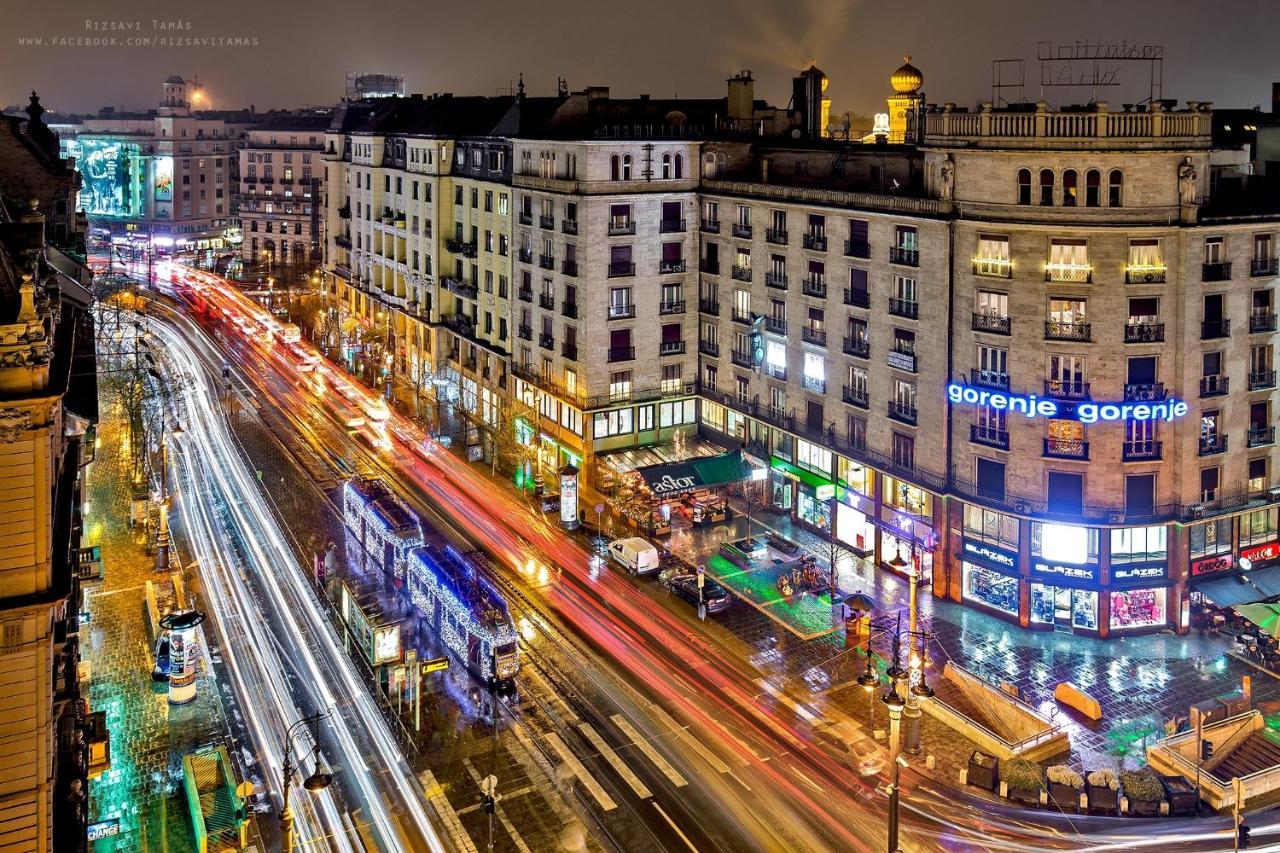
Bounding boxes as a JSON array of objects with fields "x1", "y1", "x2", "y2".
[
  {"x1": 543, "y1": 731, "x2": 618, "y2": 812},
  {"x1": 610, "y1": 714, "x2": 689, "y2": 788},
  {"x1": 419, "y1": 770, "x2": 479, "y2": 853},
  {"x1": 756, "y1": 678, "x2": 824, "y2": 726},
  {"x1": 577, "y1": 722, "x2": 653, "y2": 799}
]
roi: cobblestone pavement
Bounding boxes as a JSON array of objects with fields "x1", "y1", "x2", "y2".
[{"x1": 82, "y1": 411, "x2": 251, "y2": 851}]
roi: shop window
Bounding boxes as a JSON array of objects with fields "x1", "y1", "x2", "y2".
[
  {"x1": 884, "y1": 476, "x2": 931, "y2": 517},
  {"x1": 1072, "y1": 589, "x2": 1098, "y2": 629},
  {"x1": 963, "y1": 505, "x2": 1019, "y2": 550},
  {"x1": 1032, "y1": 584, "x2": 1096, "y2": 629},
  {"x1": 1189, "y1": 518, "x2": 1232, "y2": 559},
  {"x1": 796, "y1": 491, "x2": 832, "y2": 531},
  {"x1": 1032, "y1": 522, "x2": 1098, "y2": 564},
  {"x1": 795, "y1": 439, "x2": 833, "y2": 476},
  {"x1": 962, "y1": 564, "x2": 1019, "y2": 615},
  {"x1": 1110, "y1": 526, "x2": 1167, "y2": 564},
  {"x1": 701, "y1": 400, "x2": 727, "y2": 432},
  {"x1": 1241, "y1": 507, "x2": 1279, "y2": 547},
  {"x1": 1109, "y1": 588, "x2": 1165, "y2": 630},
  {"x1": 837, "y1": 457, "x2": 873, "y2": 497},
  {"x1": 658, "y1": 399, "x2": 695, "y2": 428},
  {"x1": 835, "y1": 500, "x2": 875, "y2": 553},
  {"x1": 1030, "y1": 583, "x2": 1054, "y2": 624},
  {"x1": 593, "y1": 408, "x2": 633, "y2": 438}
]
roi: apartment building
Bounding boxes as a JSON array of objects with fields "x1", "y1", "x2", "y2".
[{"x1": 238, "y1": 113, "x2": 330, "y2": 267}]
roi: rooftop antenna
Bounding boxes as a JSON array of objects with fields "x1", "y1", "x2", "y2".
[{"x1": 516, "y1": 73, "x2": 525, "y2": 99}]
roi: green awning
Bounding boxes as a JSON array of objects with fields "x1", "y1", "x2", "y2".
[
  {"x1": 637, "y1": 450, "x2": 747, "y2": 497},
  {"x1": 1234, "y1": 603, "x2": 1280, "y2": 638},
  {"x1": 770, "y1": 455, "x2": 833, "y2": 491}
]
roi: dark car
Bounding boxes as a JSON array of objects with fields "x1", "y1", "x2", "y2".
[{"x1": 664, "y1": 573, "x2": 732, "y2": 613}]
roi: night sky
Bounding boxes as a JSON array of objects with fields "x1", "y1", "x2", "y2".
[{"x1": 6, "y1": 0, "x2": 1279, "y2": 119}]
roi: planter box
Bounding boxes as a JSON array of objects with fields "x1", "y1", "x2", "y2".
[
  {"x1": 1048, "y1": 782, "x2": 1081, "y2": 811},
  {"x1": 1007, "y1": 786, "x2": 1043, "y2": 807},
  {"x1": 1085, "y1": 782, "x2": 1119, "y2": 815},
  {"x1": 1128, "y1": 796, "x2": 1164, "y2": 817},
  {"x1": 966, "y1": 753, "x2": 999, "y2": 792},
  {"x1": 1160, "y1": 776, "x2": 1199, "y2": 817}
]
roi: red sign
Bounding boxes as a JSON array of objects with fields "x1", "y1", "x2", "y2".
[
  {"x1": 1191, "y1": 554, "x2": 1233, "y2": 576},
  {"x1": 1241, "y1": 542, "x2": 1280, "y2": 565}
]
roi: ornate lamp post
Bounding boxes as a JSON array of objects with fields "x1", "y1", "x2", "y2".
[{"x1": 280, "y1": 709, "x2": 334, "y2": 852}]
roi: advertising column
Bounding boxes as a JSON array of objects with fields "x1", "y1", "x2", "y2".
[
  {"x1": 160, "y1": 609, "x2": 206, "y2": 705},
  {"x1": 559, "y1": 464, "x2": 579, "y2": 531}
]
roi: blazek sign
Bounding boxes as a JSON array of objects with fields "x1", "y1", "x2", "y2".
[
  {"x1": 946, "y1": 383, "x2": 1189, "y2": 424},
  {"x1": 651, "y1": 473, "x2": 697, "y2": 496}
]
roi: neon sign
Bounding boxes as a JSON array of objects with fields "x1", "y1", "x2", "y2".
[{"x1": 946, "y1": 383, "x2": 1188, "y2": 424}]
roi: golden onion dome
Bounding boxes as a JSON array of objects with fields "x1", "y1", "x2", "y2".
[{"x1": 890, "y1": 55, "x2": 923, "y2": 95}]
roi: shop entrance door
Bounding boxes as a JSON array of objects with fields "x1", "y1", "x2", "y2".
[{"x1": 1053, "y1": 586, "x2": 1073, "y2": 632}]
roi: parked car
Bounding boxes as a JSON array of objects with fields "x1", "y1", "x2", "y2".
[
  {"x1": 814, "y1": 721, "x2": 885, "y2": 777},
  {"x1": 608, "y1": 537, "x2": 661, "y2": 575},
  {"x1": 664, "y1": 572, "x2": 732, "y2": 613}
]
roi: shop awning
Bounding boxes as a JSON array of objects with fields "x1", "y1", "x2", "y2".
[
  {"x1": 1234, "y1": 603, "x2": 1280, "y2": 638},
  {"x1": 770, "y1": 455, "x2": 834, "y2": 492},
  {"x1": 1194, "y1": 570, "x2": 1280, "y2": 608},
  {"x1": 636, "y1": 450, "x2": 747, "y2": 498}
]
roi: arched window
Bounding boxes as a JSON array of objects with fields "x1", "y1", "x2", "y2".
[
  {"x1": 1108, "y1": 170, "x2": 1124, "y2": 206},
  {"x1": 1062, "y1": 170, "x2": 1078, "y2": 207},
  {"x1": 1085, "y1": 169, "x2": 1101, "y2": 207},
  {"x1": 610, "y1": 154, "x2": 620, "y2": 181},
  {"x1": 1016, "y1": 168, "x2": 1032, "y2": 205},
  {"x1": 1039, "y1": 169, "x2": 1055, "y2": 206},
  {"x1": 674, "y1": 153, "x2": 684, "y2": 179},
  {"x1": 661, "y1": 153, "x2": 672, "y2": 179},
  {"x1": 622, "y1": 154, "x2": 633, "y2": 181}
]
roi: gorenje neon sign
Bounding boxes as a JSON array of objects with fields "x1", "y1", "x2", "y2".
[{"x1": 946, "y1": 383, "x2": 1189, "y2": 424}]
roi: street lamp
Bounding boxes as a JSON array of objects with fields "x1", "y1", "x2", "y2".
[
  {"x1": 887, "y1": 544, "x2": 924, "y2": 754},
  {"x1": 155, "y1": 424, "x2": 183, "y2": 572},
  {"x1": 280, "y1": 709, "x2": 334, "y2": 852}
]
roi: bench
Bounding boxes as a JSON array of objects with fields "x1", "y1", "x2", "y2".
[{"x1": 1054, "y1": 682, "x2": 1102, "y2": 721}]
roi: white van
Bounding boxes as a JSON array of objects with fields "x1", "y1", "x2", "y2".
[{"x1": 607, "y1": 537, "x2": 660, "y2": 575}]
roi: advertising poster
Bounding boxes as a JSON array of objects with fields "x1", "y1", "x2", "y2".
[{"x1": 63, "y1": 137, "x2": 141, "y2": 217}]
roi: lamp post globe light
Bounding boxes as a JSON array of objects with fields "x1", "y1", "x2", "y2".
[
  {"x1": 154, "y1": 423, "x2": 183, "y2": 572},
  {"x1": 887, "y1": 546, "x2": 924, "y2": 754},
  {"x1": 280, "y1": 708, "x2": 334, "y2": 852}
]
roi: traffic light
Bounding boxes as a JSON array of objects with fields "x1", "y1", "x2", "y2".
[
  {"x1": 1238, "y1": 822, "x2": 1251, "y2": 849},
  {"x1": 482, "y1": 794, "x2": 495, "y2": 815},
  {"x1": 1200, "y1": 740, "x2": 1214, "y2": 761}
]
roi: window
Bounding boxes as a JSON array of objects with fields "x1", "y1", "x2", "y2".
[
  {"x1": 891, "y1": 433, "x2": 915, "y2": 470},
  {"x1": 1016, "y1": 168, "x2": 1032, "y2": 205},
  {"x1": 1204, "y1": 236, "x2": 1225, "y2": 264},
  {"x1": 1047, "y1": 239, "x2": 1089, "y2": 281},
  {"x1": 1108, "y1": 170, "x2": 1124, "y2": 206},
  {"x1": 1062, "y1": 169, "x2": 1078, "y2": 206},
  {"x1": 622, "y1": 155, "x2": 632, "y2": 180},
  {"x1": 661, "y1": 153, "x2": 672, "y2": 179},
  {"x1": 593, "y1": 408, "x2": 634, "y2": 438},
  {"x1": 1241, "y1": 508, "x2": 1279, "y2": 548},
  {"x1": 963, "y1": 505, "x2": 1019, "y2": 550},
  {"x1": 1031, "y1": 522, "x2": 1098, "y2": 563},
  {"x1": 976, "y1": 290, "x2": 1008, "y2": 321},
  {"x1": 1049, "y1": 298, "x2": 1087, "y2": 325},
  {"x1": 1190, "y1": 518, "x2": 1232, "y2": 559},
  {"x1": 1039, "y1": 169, "x2": 1055, "y2": 205},
  {"x1": 1255, "y1": 233, "x2": 1275, "y2": 262},
  {"x1": 609, "y1": 370, "x2": 632, "y2": 400},
  {"x1": 1200, "y1": 466, "x2": 1220, "y2": 503},
  {"x1": 1110, "y1": 527, "x2": 1167, "y2": 564},
  {"x1": 974, "y1": 235, "x2": 1010, "y2": 277},
  {"x1": 1084, "y1": 169, "x2": 1101, "y2": 207},
  {"x1": 659, "y1": 398, "x2": 695, "y2": 427},
  {"x1": 1249, "y1": 458, "x2": 1269, "y2": 496},
  {"x1": 794, "y1": 439, "x2": 833, "y2": 476}
]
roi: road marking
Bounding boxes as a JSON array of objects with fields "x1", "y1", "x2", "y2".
[
  {"x1": 543, "y1": 731, "x2": 618, "y2": 812},
  {"x1": 756, "y1": 678, "x2": 824, "y2": 726},
  {"x1": 524, "y1": 666, "x2": 579, "y2": 725},
  {"x1": 790, "y1": 764, "x2": 825, "y2": 794},
  {"x1": 610, "y1": 714, "x2": 688, "y2": 788},
  {"x1": 577, "y1": 722, "x2": 652, "y2": 799},
  {"x1": 419, "y1": 770, "x2": 479, "y2": 853},
  {"x1": 652, "y1": 802, "x2": 699, "y2": 853},
  {"x1": 645, "y1": 702, "x2": 748, "y2": 788}
]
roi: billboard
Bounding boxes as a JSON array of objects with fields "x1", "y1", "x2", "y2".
[
  {"x1": 64, "y1": 137, "x2": 142, "y2": 217},
  {"x1": 153, "y1": 156, "x2": 173, "y2": 219}
]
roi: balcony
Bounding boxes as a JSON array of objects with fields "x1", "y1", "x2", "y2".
[
  {"x1": 334, "y1": 233, "x2": 352, "y2": 250},
  {"x1": 1200, "y1": 374, "x2": 1230, "y2": 397},
  {"x1": 1124, "y1": 322, "x2": 1165, "y2": 343},
  {"x1": 731, "y1": 265, "x2": 753, "y2": 282},
  {"x1": 843, "y1": 385, "x2": 869, "y2": 408},
  {"x1": 608, "y1": 346, "x2": 636, "y2": 362},
  {"x1": 1122, "y1": 439, "x2": 1163, "y2": 461},
  {"x1": 442, "y1": 276, "x2": 478, "y2": 300},
  {"x1": 731, "y1": 310, "x2": 752, "y2": 325},
  {"x1": 972, "y1": 258, "x2": 1012, "y2": 278},
  {"x1": 765, "y1": 228, "x2": 788, "y2": 245},
  {"x1": 441, "y1": 313, "x2": 476, "y2": 338},
  {"x1": 843, "y1": 336, "x2": 870, "y2": 358},
  {"x1": 888, "y1": 401, "x2": 918, "y2": 425},
  {"x1": 1201, "y1": 318, "x2": 1231, "y2": 339},
  {"x1": 538, "y1": 254, "x2": 555, "y2": 270},
  {"x1": 659, "y1": 259, "x2": 687, "y2": 274},
  {"x1": 888, "y1": 297, "x2": 919, "y2": 319},
  {"x1": 731, "y1": 349, "x2": 754, "y2": 368},
  {"x1": 888, "y1": 349, "x2": 918, "y2": 372},
  {"x1": 517, "y1": 324, "x2": 532, "y2": 341},
  {"x1": 561, "y1": 342, "x2": 578, "y2": 360},
  {"x1": 700, "y1": 218, "x2": 721, "y2": 234},
  {"x1": 889, "y1": 246, "x2": 919, "y2": 266},
  {"x1": 660, "y1": 218, "x2": 686, "y2": 233},
  {"x1": 1045, "y1": 320, "x2": 1091, "y2": 342},
  {"x1": 538, "y1": 333, "x2": 554, "y2": 350},
  {"x1": 660, "y1": 340, "x2": 686, "y2": 356},
  {"x1": 518, "y1": 212, "x2": 533, "y2": 225},
  {"x1": 1043, "y1": 437, "x2": 1089, "y2": 460},
  {"x1": 699, "y1": 339, "x2": 720, "y2": 357},
  {"x1": 732, "y1": 223, "x2": 753, "y2": 239},
  {"x1": 844, "y1": 239, "x2": 870, "y2": 259},
  {"x1": 562, "y1": 259, "x2": 578, "y2": 277},
  {"x1": 1251, "y1": 312, "x2": 1278, "y2": 333},
  {"x1": 971, "y1": 369, "x2": 1010, "y2": 390},
  {"x1": 970, "y1": 424, "x2": 1010, "y2": 450},
  {"x1": 764, "y1": 316, "x2": 787, "y2": 335},
  {"x1": 337, "y1": 203, "x2": 351, "y2": 219},
  {"x1": 538, "y1": 293, "x2": 555, "y2": 310},
  {"x1": 1202, "y1": 261, "x2": 1233, "y2": 282},
  {"x1": 802, "y1": 326, "x2": 827, "y2": 346},
  {"x1": 1123, "y1": 382, "x2": 1166, "y2": 401},
  {"x1": 765, "y1": 363, "x2": 787, "y2": 381},
  {"x1": 801, "y1": 277, "x2": 827, "y2": 298},
  {"x1": 608, "y1": 262, "x2": 636, "y2": 278},
  {"x1": 765, "y1": 271, "x2": 788, "y2": 290},
  {"x1": 844, "y1": 288, "x2": 870, "y2": 309},
  {"x1": 1044, "y1": 263, "x2": 1092, "y2": 283},
  {"x1": 517, "y1": 287, "x2": 533, "y2": 303},
  {"x1": 561, "y1": 301, "x2": 578, "y2": 319},
  {"x1": 700, "y1": 260, "x2": 721, "y2": 275},
  {"x1": 539, "y1": 214, "x2": 555, "y2": 230},
  {"x1": 972, "y1": 313, "x2": 1011, "y2": 335},
  {"x1": 1199, "y1": 434, "x2": 1228, "y2": 456},
  {"x1": 608, "y1": 220, "x2": 636, "y2": 236},
  {"x1": 699, "y1": 298, "x2": 720, "y2": 315},
  {"x1": 802, "y1": 375, "x2": 827, "y2": 394},
  {"x1": 562, "y1": 219, "x2": 578, "y2": 235},
  {"x1": 803, "y1": 233, "x2": 828, "y2": 251},
  {"x1": 1125, "y1": 264, "x2": 1167, "y2": 284},
  {"x1": 1249, "y1": 426, "x2": 1276, "y2": 448},
  {"x1": 608, "y1": 304, "x2": 636, "y2": 320},
  {"x1": 1252, "y1": 258, "x2": 1279, "y2": 277},
  {"x1": 1250, "y1": 369, "x2": 1277, "y2": 391},
  {"x1": 660, "y1": 300, "x2": 686, "y2": 316},
  {"x1": 1044, "y1": 379, "x2": 1090, "y2": 400},
  {"x1": 518, "y1": 248, "x2": 533, "y2": 264}
]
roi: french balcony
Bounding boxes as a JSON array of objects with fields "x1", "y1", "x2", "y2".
[
  {"x1": 699, "y1": 298, "x2": 720, "y2": 315},
  {"x1": 764, "y1": 316, "x2": 787, "y2": 335},
  {"x1": 1200, "y1": 374, "x2": 1230, "y2": 397},
  {"x1": 731, "y1": 265, "x2": 753, "y2": 282},
  {"x1": 731, "y1": 349, "x2": 754, "y2": 368},
  {"x1": 1249, "y1": 426, "x2": 1276, "y2": 448},
  {"x1": 538, "y1": 293, "x2": 555, "y2": 310},
  {"x1": 843, "y1": 385, "x2": 869, "y2": 408},
  {"x1": 1199, "y1": 434, "x2": 1228, "y2": 456},
  {"x1": 608, "y1": 220, "x2": 636, "y2": 236},
  {"x1": 889, "y1": 246, "x2": 919, "y2": 266},
  {"x1": 803, "y1": 233, "x2": 828, "y2": 251},
  {"x1": 1250, "y1": 369, "x2": 1277, "y2": 391},
  {"x1": 801, "y1": 277, "x2": 827, "y2": 298},
  {"x1": 1201, "y1": 318, "x2": 1231, "y2": 339},
  {"x1": 843, "y1": 336, "x2": 870, "y2": 358},
  {"x1": 660, "y1": 218, "x2": 687, "y2": 233},
  {"x1": 517, "y1": 248, "x2": 533, "y2": 264},
  {"x1": 765, "y1": 228, "x2": 788, "y2": 245},
  {"x1": 731, "y1": 310, "x2": 752, "y2": 325},
  {"x1": 1044, "y1": 262, "x2": 1092, "y2": 283},
  {"x1": 608, "y1": 261, "x2": 636, "y2": 278},
  {"x1": 972, "y1": 258, "x2": 1012, "y2": 279},
  {"x1": 1124, "y1": 321, "x2": 1165, "y2": 343},
  {"x1": 765, "y1": 271, "x2": 788, "y2": 290},
  {"x1": 970, "y1": 424, "x2": 1010, "y2": 450},
  {"x1": 1044, "y1": 379, "x2": 1090, "y2": 400},
  {"x1": 1202, "y1": 261, "x2": 1233, "y2": 282},
  {"x1": 660, "y1": 340, "x2": 686, "y2": 356},
  {"x1": 561, "y1": 343, "x2": 578, "y2": 360},
  {"x1": 517, "y1": 324, "x2": 532, "y2": 341},
  {"x1": 538, "y1": 214, "x2": 555, "y2": 230},
  {"x1": 1043, "y1": 437, "x2": 1089, "y2": 460},
  {"x1": 700, "y1": 218, "x2": 721, "y2": 234},
  {"x1": 538, "y1": 333, "x2": 554, "y2": 350},
  {"x1": 1045, "y1": 320, "x2": 1091, "y2": 341},
  {"x1": 801, "y1": 326, "x2": 827, "y2": 346},
  {"x1": 888, "y1": 401, "x2": 918, "y2": 425},
  {"x1": 561, "y1": 259, "x2": 578, "y2": 277},
  {"x1": 659, "y1": 259, "x2": 687, "y2": 274},
  {"x1": 844, "y1": 239, "x2": 870, "y2": 259},
  {"x1": 1122, "y1": 439, "x2": 1163, "y2": 461},
  {"x1": 732, "y1": 223, "x2": 753, "y2": 239},
  {"x1": 518, "y1": 212, "x2": 533, "y2": 226},
  {"x1": 888, "y1": 297, "x2": 919, "y2": 319},
  {"x1": 765, "y1": 363, "x2": 787, "y2": 381},
  {"x1": 972, "y1": 313, "x2": 1011, "y2": 335},
  {"x1": 608, "y1": 304, "x2": 636, "y2": 320},
  {"x1": 971, "y1": 369, "x2": 1010, "y2": 390},
  {"x1": 660, "y1": 300, "x2": 686, "y2": 316},
  {"x1": 1125, "y1": 264, "x2": 1167, "y2": 284},
  {"x1": 1251, "y1": 312, "x2": 1278, "y2": 333},
  {"x1": 608, "y1": 346, "x2": 636, "y2": 363},
  {"x1": 1123, "y1": 382, "x2": 1166, "y2": 401},
  {"x1": 699, "y1": 339, "x2": 720, "y2": 357},
  {"x1": 844, "y1": 288, "x2": 870, "y2": 309},
  {"x1": 560, "y1": 301, "x2": 578, "y2": 319},
  {"x1": 700, "y1": 260, "x2": 721, "y2": 275},
  {"x1": 802, "y1": 375, "x2": 827, "y2": 394},
  {"x1": 562, "y1": 219, "x2": 578, "y2": 235},
  {"x1": 1252, "y1": 258, "x2": 1279, "y2": 277},
  {"x1": 538, "y1": 253, "x2": 555, "y2": 270},
  {"x1": 888, "y1": 349, "x2": 918, "y2": 372}
]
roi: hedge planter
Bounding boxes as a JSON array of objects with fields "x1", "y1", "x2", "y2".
[
  {"x1": 1085, "y1": 781, "x2": 1120, "y2": 815},
  {"x1": 1121, "y1": 770, "x2": 1166, "y2": 817},
  {"x1": 1002, "y1": 758, "x2": 1045, "y2": 807},
  {"x1": 967, "y1": 751, "x2": 999, "y2": 792},
  {"x1": 1161, "y1": 776, "x2": 1199, "y2": 817},
  {"x1": 1048, "y1": 781, "x2": 1082, "y2": 811}
]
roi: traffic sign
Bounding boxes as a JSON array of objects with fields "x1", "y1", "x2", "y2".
[
  {"x1": 594, "y1": 503, "x2": 604, "y2": 515},
  {"x1": 421, "y1": 656, "x2": 449, "y2": 674}
]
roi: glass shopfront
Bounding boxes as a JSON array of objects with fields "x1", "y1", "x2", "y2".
[
  {"x1": 1031, "y1": 583, "x2": 1098, "y2": 631},
  {"x1": 881, "y1": 530, "x2": 933, "y2": 584},
  {"x1": 1109, "y1": 586, "x2": 1167, "y2": 630},
  {"x1": 796, "y1": 489, "x2": 832, "y2": 530},
  {"x1": 962, "y1": 563, "x2": 1019, "y2": 616},
  {"x1": 835, "y1": 499, "x2": 875, "y2": 554}
]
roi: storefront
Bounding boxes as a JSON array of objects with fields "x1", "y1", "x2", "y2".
[
  {"x1": 960, "y1": 538, "x2": 1021, "y2": 618},
  {"x1": 834, "y1": 487, "x2": 876, "y2": 556},
  {"x1": 770, "y1": 455, "x2": 837, "y2": 532}
]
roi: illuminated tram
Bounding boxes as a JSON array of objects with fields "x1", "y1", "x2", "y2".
[{"x1": 342, "y1": 478, "x2": 423, "y2": 583}]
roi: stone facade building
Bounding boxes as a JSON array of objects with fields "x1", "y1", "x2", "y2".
[{"x1": 237, "y1": 113, "x2": 330, "y2": 268}]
